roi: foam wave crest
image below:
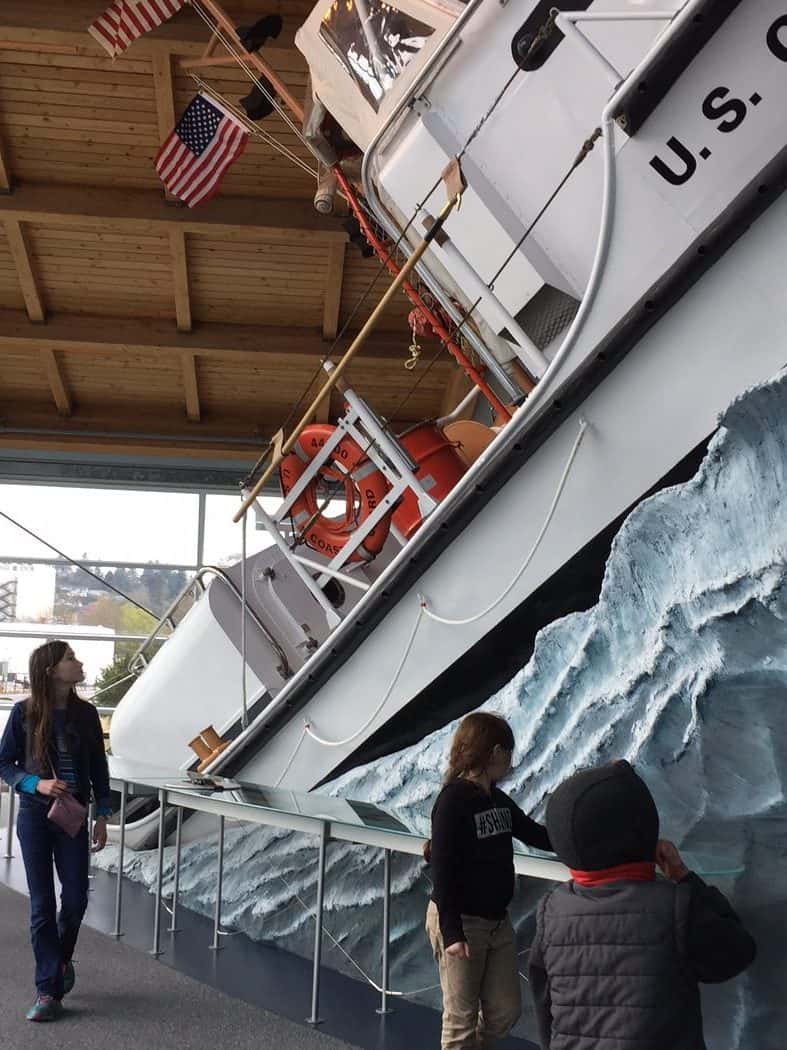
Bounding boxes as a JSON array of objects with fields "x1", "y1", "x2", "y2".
[{"x1": 97, "y1": 368, "x2": 787, "y2": 1048}]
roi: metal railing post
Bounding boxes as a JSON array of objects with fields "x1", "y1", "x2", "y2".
[
  {"x1": 209, "y1": 815, "x2": 225, "y2": 951},
  {"x1": 307, "y1": 821, "x2": 328, "y2": 1025},
  {"x1": 87, "y1": 801, "x2": 95, "y2": 888},
  {"x1": 167, "y1": 806, "x2": 183, "y2": 933},
  {"x1": 150, "y1": 789, "x2": 166, "y2": 956},
  {"x1": 112, "y1": 780, "x2": 127, "y2": 938},
  {"x1": 3, "y1": 788, "x2": 15, "y2": 859},
  {"x1": 377, "y1": 848, "x2": 393, "y2": 1015}
]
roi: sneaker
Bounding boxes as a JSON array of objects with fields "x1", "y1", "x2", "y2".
[
  {"x1": 26, "y1": 995, "x2": 62, "y2": 1022},
  {"x1": 62, "y1": 961, "x2": 75, "y2": 996}
]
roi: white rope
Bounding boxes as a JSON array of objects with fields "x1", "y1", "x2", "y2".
[
  {"x1": 240, "y1": 502, "x2": 248, "y2": 730},
  {"x1": 278, "y1": 869, "x2": 533, "y2": 996},
  {"x1": 303, "y1": 604, "x2": 426, "y2": 749},
  {"x1": 422, "y1": 419, "x2": 588, "y2": 626},
  {"x1": 277, "y1": 874, "x2": 442, "y2": 995},
  {"x1": 273, "y1": 723, "x2": 308, "y2": 788},
  {"x1": 189, "y1": 74, "x2": 319, "y2": 179}
]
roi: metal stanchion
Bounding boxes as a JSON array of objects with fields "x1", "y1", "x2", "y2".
[
  {"x1": 87, "y1": 801, "x2": 95, "y2": 888},
  {"x1": 209, "y1": 814, "x2": 225, "y2": 951},
  {"x1": 167, "y1": 806, "x2": 183, "y2": 933},
  {"x1": 307, "y1": 821, "x2": 328, "y2": 1026},
  {"x1": 112, "y1": 780, "x2": 127, "y2": 938},
  {"x1": 3, "y1": 788, "x2": 15, "y2": 859},
  {"x1": 150, "y1": 788, "x2": 166, "y2": 956},
  {"x1": 377, "y1": 848, "x2": 393, "y2": 1015}
]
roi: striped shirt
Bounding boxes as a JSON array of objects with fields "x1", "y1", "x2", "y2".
[{"x1": 52, "y1": 710, "x2": 79, "y2": 795}]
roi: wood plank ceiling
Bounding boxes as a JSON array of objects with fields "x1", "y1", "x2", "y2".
[{"x1": 0, "y1": 1, "x2": 459, "y2": 464}]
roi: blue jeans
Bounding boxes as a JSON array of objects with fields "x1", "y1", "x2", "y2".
[{"x1": 16, "y1": 798, "x2": 89, "y2": 998}]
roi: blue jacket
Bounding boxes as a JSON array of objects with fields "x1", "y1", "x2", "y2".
[{"x1": 0, "y1": 698, "x2": 112, "y2": 814}]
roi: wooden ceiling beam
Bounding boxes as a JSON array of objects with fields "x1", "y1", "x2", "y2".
[
  {"x1": 0, "y1": 11, "x2": 300, "y2": 61},
  {"x1": 4, "y1": 218, "x2": 45, "y2": 322},
  {"x1": 181, "y1": 351, "x2": 201, "y2": 422},
  {"x1": 39, "y1": 347, "x2": 73, "y2": 417},
  {"x1": 0, "y1": 414, "x2": 426, "y2": 463},
  {"x1": 151, "y1": 49, "x2": 177, "y2": 204},
  {"x1": 170, "y1": 229, "x2": 192, "y2": 332},
  {"x1": 0, "y1": 182, "x2": 346, "y2": 240},
  {"x1": 0, "y1": 131, "x2": 11, "y2": 193},
  {"x1": 0, "y1": 403, "x2": 266, "y2": 459},
  {"x1": 0, "y1": 308, "x2": 415, "y2": 364},
  {"x1": 322, "y1": 239, "x2": 345, "y2": 342}
]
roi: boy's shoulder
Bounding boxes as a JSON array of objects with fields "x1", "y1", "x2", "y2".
[{"x1": 548, "y1": 876, "x2": 682, "y2": 914}]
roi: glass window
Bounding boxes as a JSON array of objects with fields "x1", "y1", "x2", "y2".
[
  {"x1": 202, "y1": 494, "x2": 278, "y2": 567},
  {"x1": 320, "y1": 0, "x2": 435, "y2": 111},
  {"x1": 202, "y1": 494, "x2": 348, "y2": 567},
  {"x1": 0, "y1": 484, "x2": 198, "y2": 565}
]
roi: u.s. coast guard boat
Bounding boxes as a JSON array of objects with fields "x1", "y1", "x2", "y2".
[{"x1": 109, "y1": 0, "x2": 787, "y2": 845}]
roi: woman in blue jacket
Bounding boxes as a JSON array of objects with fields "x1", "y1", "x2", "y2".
[{"x1": 0, "y1": 640, "x2": 112, "y2": 1022}]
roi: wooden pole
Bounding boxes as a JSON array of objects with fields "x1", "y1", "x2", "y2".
[{"x1": 232, "y1": 194, "x2": 461, "y2": 523}]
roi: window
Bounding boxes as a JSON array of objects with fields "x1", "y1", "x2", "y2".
[{"x1": 320, "y1": 0, "x2": 435, "y2": 111}]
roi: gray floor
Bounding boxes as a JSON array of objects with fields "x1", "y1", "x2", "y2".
[{"x1": 0, "y1": 883, "x2": 354, "y2": 1050}]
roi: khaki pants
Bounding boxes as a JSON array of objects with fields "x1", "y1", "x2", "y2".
[{"x1": 426, "y1": 900, "x2": 521, "y2": 1050}]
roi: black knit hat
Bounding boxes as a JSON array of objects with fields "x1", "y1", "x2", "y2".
[{"x1": 545, "y1": 760, "x2": 659, "y2": 870}]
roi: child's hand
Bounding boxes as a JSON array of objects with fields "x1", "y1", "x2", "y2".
[
  {"x1": 655, "y1": 839, "x2": 689, "y2": 882},
  {"x1": 446, "y1": 941, "x2": 471, "y2": 960},
  {"x1": 92, "y1": 816, "x2": 108, "y2": 852}
]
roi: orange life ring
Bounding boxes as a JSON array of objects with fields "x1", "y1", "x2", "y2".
[{"x1": 279, "y1": 424, "x2": 392, "y2": 562}]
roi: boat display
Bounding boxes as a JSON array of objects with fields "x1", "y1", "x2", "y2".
[{"x1": 106, "y1": 0, "x2": 787, "y2": 847}]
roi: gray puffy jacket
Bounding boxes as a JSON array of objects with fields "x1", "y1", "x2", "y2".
[{"x1": 528, "y1": 874, "x2": 755, "y2": 1050}]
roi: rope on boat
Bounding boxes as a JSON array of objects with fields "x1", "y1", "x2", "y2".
[
  {"x1": 422, "y1": 419, "x2": 588, "y2": 626},
  {"x1": 188, "y1": 73, "x2": 319, "y2": 179},
  {"x1": 301, "y1": 604, "x2": 426, "y2": 750},
  {"x1": 0, "y1": 508, "x2": 158, "y2": 620}
]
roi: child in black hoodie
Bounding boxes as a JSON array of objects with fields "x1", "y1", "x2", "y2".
[
  {"x1": 529, "y1": 760, "x2": 756, "y2": 1050},
  {"x1": 427, "y1": 712, "x2": 551, "y2": 1049}
]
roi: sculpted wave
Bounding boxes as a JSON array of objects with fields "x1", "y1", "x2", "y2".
[{"x1": 96, "y1": 367, "x2": 787, "y2": 1048}]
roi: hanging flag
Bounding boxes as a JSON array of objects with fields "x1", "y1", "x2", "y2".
[
  {"x1": 155, "y1": 94, "x2": 249, "y2": 207},
  {"x1": 88, "y1": 0, "x2": 185, "y2": 59}
]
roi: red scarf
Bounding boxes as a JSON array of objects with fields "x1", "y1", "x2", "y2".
[{"x1": 570, "y1": 861, "x2": 656, "y2": 886}]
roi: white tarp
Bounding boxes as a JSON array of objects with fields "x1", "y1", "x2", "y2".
[{"x1": 295, "y1": 0, "x2": 462, "y2": 151}]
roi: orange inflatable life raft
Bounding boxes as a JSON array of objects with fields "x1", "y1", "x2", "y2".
[{"x1": 391, "y1": 423, "x2": 467, "y2": 540}]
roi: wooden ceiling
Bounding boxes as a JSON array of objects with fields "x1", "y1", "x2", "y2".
[{"x1": 0, "y1": 1, "x2": 462, "y2": 466}]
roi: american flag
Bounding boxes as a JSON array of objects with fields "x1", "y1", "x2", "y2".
[
  {"x1": 88, "y1": 0, "x2": 185, "y2": 59},
  {"x1": 155, "y1": 94, "x2": 249, "y2": 207}
]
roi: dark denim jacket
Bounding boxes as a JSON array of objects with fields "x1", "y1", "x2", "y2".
[{"x1": 0, "y1": 698, "x2": 111, "y2": 810}]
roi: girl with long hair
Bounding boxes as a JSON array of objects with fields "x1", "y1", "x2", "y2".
[
  {"x1": 425, "y1": 711, "x2": 551, "y2": 1050},
  {"x1": 0, "y1": 640, "x2": 112, "y2": 1022}
]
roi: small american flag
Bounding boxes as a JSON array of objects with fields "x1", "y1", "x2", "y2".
[
  {"x1": 88, "y1": 0, "x2": 185, "y2": 59},
  {"x1": 155, "y1": 94, "x2": 249, "y2": 207}
]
